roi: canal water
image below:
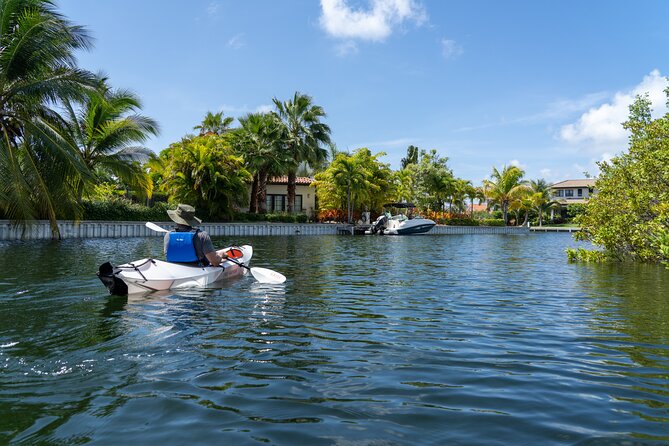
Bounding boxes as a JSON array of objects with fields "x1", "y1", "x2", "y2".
[{"x1": 1, "y1": 233, "x2": 668, "y2": 445}]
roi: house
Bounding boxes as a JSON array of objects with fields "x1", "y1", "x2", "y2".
[
  {"x1": 262, "y1": 176, "x2": 316, "y2": 216},
  {"x1": 550, "y1": 179, "x2": 597, "y2": 206}
]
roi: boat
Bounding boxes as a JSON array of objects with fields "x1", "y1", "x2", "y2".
[
  {"x1": 365, "y1": 203, "x2": 436, "y2": 235},
  {"x1": 98, "y1": 245, "x2": 253, "y2": 295}
]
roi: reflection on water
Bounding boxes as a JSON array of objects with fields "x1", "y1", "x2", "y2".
[{"x1": 0, "y1": 234, "x2": 668, "y2": 445}]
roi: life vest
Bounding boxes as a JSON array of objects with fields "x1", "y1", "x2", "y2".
[{"x1": 166, "y1": 230, "x2": 200, "y2": 263}]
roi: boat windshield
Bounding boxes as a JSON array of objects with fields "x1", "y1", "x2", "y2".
[{"x1": 389, "y1": 213, "x2": 408, "y2": 222}]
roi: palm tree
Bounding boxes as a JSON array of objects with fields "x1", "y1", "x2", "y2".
[
  {"x1": 0, "y1": 0, "x2": 96, "y2": 235},
  {"x1": 236, "y1": 112, "x2": 287, "y2": 213},
  {"x1": 273, "y1": 92, "x2": 331, "y2": 213},
  {"x1": 194, "y1": 111, "x2": 234, "y2": 136},
  {"x1": 483, "y1": 165, "x2": 529, "y2": 225},
  {"x1": 530, "y1": 192, "x2": 559, "y2": 227},
  {"x1": 330, "y1": 154, "x2": 368, "y2": 223},
  {"x1": 63, "y1": 76, "x2": 159, "y2": 200}
]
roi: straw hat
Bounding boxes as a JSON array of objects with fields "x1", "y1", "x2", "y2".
[{"x1": 167, "y1": 204, "x2": 202, "y2": 227}]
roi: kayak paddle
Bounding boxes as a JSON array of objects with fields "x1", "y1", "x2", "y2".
[{"x1": 145, "y1": 222, "x2": 286, "y2": 284}]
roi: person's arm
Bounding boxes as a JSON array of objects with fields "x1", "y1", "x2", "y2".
[
  {"x1": 205, "y1": 249, "x2": 228, "y2": 267},
  {"x1": 199, "y1": 232, "x2": 228, "y2": 266}
]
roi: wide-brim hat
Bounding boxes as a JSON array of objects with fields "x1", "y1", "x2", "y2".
[{"x1": 167, "y1": 204, "x2": 202, "y2": 227}]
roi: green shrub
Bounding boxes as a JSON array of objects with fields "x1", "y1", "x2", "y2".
[
  {"x1": 566, "y1": 247, "x2": 608, "y2": 262},
  {"x1": 481, "y1": 218, "x2": 505, "y2": 226},
  {"x1": 295, "y1": 214, "x2": 308, "y2": 223},
  {"x1": 443, "y1": 217, "x2": 479, "y2": 226},
  {"x1": 82, "y1": 199, "x2": 171, "y2": 222}
]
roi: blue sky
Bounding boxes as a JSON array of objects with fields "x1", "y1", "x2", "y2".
[{"x1": 59, "y1": 0, "x2": 669, "y2": 185}]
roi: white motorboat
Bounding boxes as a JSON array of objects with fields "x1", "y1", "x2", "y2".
[
  {"x1": 365, "y1": 203, "x2": 436, "y2": 235},
  {"x1": 98, "y1": 245, "x2": 253, "y2": 295}
]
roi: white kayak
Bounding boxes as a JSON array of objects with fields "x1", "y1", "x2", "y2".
[{"x1": 98, "y1": 245, "x2": 253, "y2": 295}]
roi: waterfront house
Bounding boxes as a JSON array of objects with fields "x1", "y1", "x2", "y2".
[
  {"x1": 550, "y1": 179, "x2": 597, "y2": 206},
  {"x1": 263, "y1": 176, "x2": 316, "y2": 216}
]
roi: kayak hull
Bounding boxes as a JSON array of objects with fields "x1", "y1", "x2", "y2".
[{"x1": 98, "y1": 245, "x2": 253, "y2": 295}]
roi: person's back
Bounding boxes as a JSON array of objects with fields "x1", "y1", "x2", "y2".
[{"x1": 163, "y1": 204, "x2": 227, "y2": 267}]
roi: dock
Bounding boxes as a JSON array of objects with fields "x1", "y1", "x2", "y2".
[{"x1": 529, "y1": 226, "x2": 580, "y2": 233}]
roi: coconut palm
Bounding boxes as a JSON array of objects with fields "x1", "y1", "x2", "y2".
[
  {"x1": 273, "y1": 92, "x2": 331, "y2": 213},
  {"x1": 483, "y1": 165, "x2": 529, "y2": 224},
  {"x1": 0, "y1": 0, "x2": 96, "y2": 234},
  {"x1": 63, "y1": 77, "x2": 159, "y2": 200},
  {"x1": 236, "y1": 112, "x2": 287, "y2": 213},
  {"x1": 330, "y1": 153, "x2": 369, "y2": 223},
  {"x1": 194, "y1": 111, "x2": 234, "y2": 136}
]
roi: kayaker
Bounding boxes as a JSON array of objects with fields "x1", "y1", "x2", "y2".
[{"x1": 164, "y1": 204, "x2": 228, "y2": 266}]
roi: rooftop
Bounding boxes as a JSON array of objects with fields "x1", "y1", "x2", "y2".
[{"x1": 550, "y1": 179, "x2": 596, "y2": 189}]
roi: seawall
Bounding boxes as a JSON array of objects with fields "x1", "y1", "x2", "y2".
[{"x1": 0, "y1": 220, "x2": 530, "y2": 240}]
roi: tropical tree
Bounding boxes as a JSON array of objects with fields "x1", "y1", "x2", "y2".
[
  {"x1": 63, "y1": 76, "x2": 159, "y2": 200},
  {"x1": 410, "y1": 149, "x2": 454, "y2": 211},
  {"x1": 235, "y1": 112, "x2": 287, "y2": 213},
  {"x1": 273, "y1": 92, "x2": 331, "y2": 213},
  {"x1": 194, "y1": 111, "x2": 234, "y2": 136},
  {"x1": 331, "y1": 154, "x2": 368, "y2": 223},
  {"x1": 530, "y1": 192, "x2": 559, "y2": 227},
  {"x1": 400, "y1": 145, "x2": 419, "y2": 169},
  {"x1": 482, "y1": 165, "x2": 529, "y2": 224},
  {"x1": 0, "y1": 0, "x2": 96, "y2": 235},
  {"x1": 157, "y1": 134, "x2": 251, "y2": 219},
  {"x1": 570, "y1": 91, "x2": 669, "y2": 266}
]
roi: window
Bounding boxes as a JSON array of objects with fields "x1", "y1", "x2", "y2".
[
  {"x1": 265, "y1": 194, "x2": 303, "y2": 213},
  {"x1": 565, "y1": 189, "x2": 574, "y2": 197},
  {"x1": 577, "y1": 188, "x2": 583, "y2": 197},
  {"x1": 553, "y1": 190, "x2": 564, "y2": 197}
]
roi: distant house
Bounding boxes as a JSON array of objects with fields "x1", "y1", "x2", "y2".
[
  {"x1": 550, "y1": 179, "x2": 597, "y2": 206},
  {"x1": 261, "y1": 176, "x2": 316, "y2": 216}
]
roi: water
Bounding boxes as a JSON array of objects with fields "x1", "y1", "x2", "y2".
[{"x1": 1, "y1": 233, "x2": 668, "y2": 445}]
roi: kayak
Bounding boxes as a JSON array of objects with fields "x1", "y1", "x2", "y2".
[{"x1": 98, "y1": 245, "x2": 253, "y2": 295}]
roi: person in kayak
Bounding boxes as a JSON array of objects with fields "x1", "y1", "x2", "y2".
[{"x1": 164, "y1": 204, "x2": 228, "y2": 266}]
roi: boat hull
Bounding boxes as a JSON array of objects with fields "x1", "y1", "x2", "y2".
[
  {"x1": 365, "y1": 218, "x2": 436, "y2": 235},
  {"x1": 98, "y1": 245, "x2": 253, "y2": 295}
]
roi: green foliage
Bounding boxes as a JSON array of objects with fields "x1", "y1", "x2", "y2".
[
  {"x1": 574, "y1": 91, "x2": 669, "y2": 267},
  {"x1": 482, "y1": 165, "x2": 529, "y2": 224},
  {"x1": 313, "y1": 148, "x2": 394, "y2": 220},
  {"x1": 82, "y1": 199, "x2": 170, "y2": 221},
  {"x1": 481, "y1": 218, "x2": 505, "y2": 226},
  {"x1": 566, "y1": 247, "x2": 608, "y2": 263},
  {"x1": 566, "y1": 204, "x2": 587, "y2": 220},
  {"x1": 0, "y1": 0, "x2": 96, "y2": 236},
  {"x1": 441, "y1": 217, "x2": 479, "y2": 226},
  {"x1": 154, "y1": 134, "x2": 252, "y2": 220}
]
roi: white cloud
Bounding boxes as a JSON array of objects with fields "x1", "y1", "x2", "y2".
[
  {"x1": 319, "y1": 0, "x2": 427, "y2": 42},
  {"x1": 220, "y1": 104, "x2": 273, "y2": 116},
  {"x1": 336, "y1": 41, "x2": 359, "y2": 56},
  {"x1": 509, "y1": 159, "x2": 527, "y2": 170},
  {"x1": 440, "y1": 39, "x2": 463, "y2": 59},
  {"x1": 207, "y1": 2, "x2": 220, "y2": 17},
  {"x1": 227, "y1": 34, "x2": 245, "y2": 50},
  {"x1": 559, "y1": 70, "x2": 668, "y2": 152}
]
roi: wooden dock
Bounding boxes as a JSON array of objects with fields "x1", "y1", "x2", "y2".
[{"x1": 529, "y1": 226, "x2": 580, "y2": 233}]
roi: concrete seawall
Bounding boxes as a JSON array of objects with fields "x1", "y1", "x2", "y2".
[
  {"x1": 0, "y1": 220, "x2": 346, "y2": 240},
  {"x1": 0, "y1": 220, "x2": 530, "y2": 240}
]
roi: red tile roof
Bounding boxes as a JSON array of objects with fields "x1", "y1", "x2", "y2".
[{"x1": 268, "y1": 176, "x2": 314, "y2": 185}]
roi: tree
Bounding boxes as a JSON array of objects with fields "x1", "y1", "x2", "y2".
[
  {"x1": 400, "y1": 145, "x2": 419, "y2": 169},
  {"x1": 273, "y1": 92, "x2": 331, "y2": 213},
  {"x1": 63, "y1": 76, "x2": 159, "y2": 200},
  {"x1": 235, "y1": 112, "x2": 287, "y2": 213},
  {"x1": 571, "y1": 91, "x2": 669, "y2": 266},
  {"x1": 194, "y1": 111, "x2": 234, "y2": 136},
  {"x1": 408, "y1": 149, "x2": 454, "y2": 211},
  {"x1": 483, "y1": 165, "x2": 529, "y2": 224},
  {"x1": 157, "y1": 134, "x2": 251, "y2": 219},
  {"x1": 312, "y1": 148, "x2": 392, "y2": 221},
  {"x1": 0, "y1": 0, "x2": 96, "y2": 235}
]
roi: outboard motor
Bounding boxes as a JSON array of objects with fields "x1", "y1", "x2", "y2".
[{"x1": 370, "y1": 214, "x2": 388, "y2": 235}]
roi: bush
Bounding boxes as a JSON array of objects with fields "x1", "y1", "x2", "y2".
[
  {"x1": 82, "y1": 199, "x2": 171, "y2": 222},
  {"x1": 295, "y1": 213, "x2": 308, "y2": 223},
  {"x1": 481, "y1": 218, "x2": 505, "y2": 226},
  {"x1": 442, "y1": 217, "x2": 479, "y2": 226},
  {"x1": 566, "y1": 247, "x2": 608, "y2": 262}
]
